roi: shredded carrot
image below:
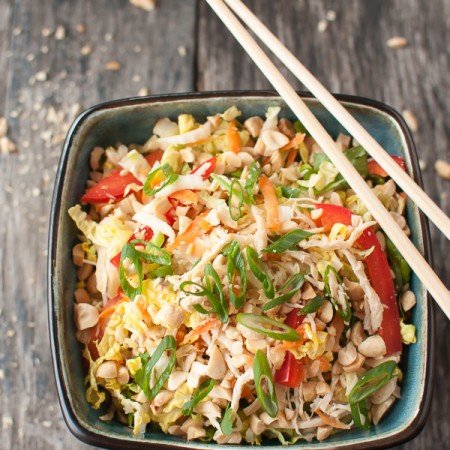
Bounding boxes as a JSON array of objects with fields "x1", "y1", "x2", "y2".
[
  {"x1": 285, "y1": 147, "x2": 298, "y2": 167},
  {"x1": 192, "y1": 318, "x2": 220, "y2": 336},
  {"x1": 167, "y1": 209, "x2": 213, "y2": 251},
  {"x1": 280, "y1": 132, "x2": 305, "y2": 152},
  {"x1": 258, "y1": 176, "x2": 280, "y2": 231},
  {"x1": 242, "y1": 384, "x2": 256, "y2": 402},
  {"x1": 176, "y1": 325, "x2": 186, "y2": 344},
  {"x1": 150, "y1": 170, "x2": 166, "y2": 190},
  {"x1": 315, "y1": 409, "x2": 351, "y2": 430},
  {"x1": 98, "y1": 297, "x2": 128, "y2": 319},
  {"x1": 169, "y1": 189, "x2": 198, "y2": 204},
  {"x1": 228, "y1": 119, "x2": 241, "y2": 153},
  {"x1": 317, "y1": 355, "x2": 332, "y2": 372},
  {"x1": 180, "y1": 318, "x2": 220, "y2": 345},
  {"x1": 187, "y1": 136, "x2": 215, "y2": 147}
]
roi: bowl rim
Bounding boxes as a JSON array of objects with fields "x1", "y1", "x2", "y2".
[{"x1": 48, "y1": 90, "x2": 435, "y2": 450}]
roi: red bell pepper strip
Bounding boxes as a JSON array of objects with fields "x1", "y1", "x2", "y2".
[
  {"x1": 315, "y1": 203, "x2": 402, "y2": 355},
  {"x1": 274, "y1": 351, "x2": 306, "y2": 388},
  {"x1": 110, "y1": 226, "x2": 154, "y2": 268},
  {"x1": 80, "y1": 151, "x2": 164, "y2": 204},
  {"x1": 284, "y1": 307, "x2": 305, "y2": 329},
  {"x1": 190, "y1": 156, "x2": 217, "y2": 179},
  {"x1": 275, "y1": 309, "x2": 306, "y2": 387},
  {"x1": 144, "y1": 149, "x2": 164, "y2": 167},
  {"x1": 81, "y1": 169, "x2": 141, "y2": 203},
  {"x1": 367, "y1": 155, "x2": 405, "y2": 177}
]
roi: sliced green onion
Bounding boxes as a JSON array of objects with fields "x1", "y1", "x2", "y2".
[
  {"x1": 281, "y1": 185, "x2": 307, "y2": 198},
  {"x1": 127, "y1": 413, "x2": 134, "y2": 427},
  {"x1": 211, "y1": 173, "x2": 232, "y2": 192},
  {"x1": 204, "y1": 263, "x2": 228, "y2": 322},
  {"x1": 225, "y1": 240, "x2": 247, "y2": 309},
  {"x1": 253, "y1": 350, "x2": 279, "y2": 418},
  {"x1": 180, "y1": 264, "x2": 228, "y2": 323},
  {"x1": 147, "y1": 265, "x2": 173, "y2": 278},
  {"x1": 245, "y1": 246, "x2": 274, "y2": 299},
  {"x1": 119, "y1": 243, "x2": 142, "y2": 300},
  {"x1": 221, "y1": 403, "x2": 233, "y2": 435},
  {"x1": 262, "y1": 230, "x2": 313, "y2": 254},
  {"x1": 294, "y1": 120, "x2": 309, "y2": 136},
  {"x1": 182, "y1": 379, "x2": 216, "y2": 416},
  {"x1": 298, "y1": 295, "x2": 325, "y2": 314},
  {"x1": 262, "y1": 273, "x2": 305, "y2": 312},
  {"x1": 143, "y1": 163, "x2": 179, "y2": 196},
  {"x1": 131, "y1": 239, "x2": 172, "y2": 266},
  {"x1": 229, "y1": 169, "x2": 243, "y2": 178},
  {"x1": 229, "y1": 179, "x2": 245, "y2": 221},
  {"x1": 350, "y1": 400, "x2": 370, "y2": 430},
  {"x1": 151, "y1": 232, "x2": 166, "y2": 248},
  {"x1": 299, "y1": 163, "x2": 315, "y2": 180},
  {"x1": 348, "y1": 361, "x2": 397, "y2": 404},
  {"x1": 385, "y1": 234, "x2": 411, "y2": 294},
  {"x1": 245, "y1": 161, "x2": 261, "y2": 204},
  {"x1": 134, "y1": 335, "x2": 177, "y2": 401},
  {"x1": 324, "y1": 266, "x2": 352, "y2": 322},
  {"x1": 236, "y1": 313, "x2": 300, "y2": 341}
]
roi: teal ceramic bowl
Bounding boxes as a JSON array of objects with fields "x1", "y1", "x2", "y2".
[{"x1": 48, "y1": 91, "x2": 433, "y2": 450}]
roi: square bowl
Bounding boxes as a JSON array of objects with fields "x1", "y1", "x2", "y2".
[{"x1": 48, "y1": 91, "x2": 434, "y2": 450}]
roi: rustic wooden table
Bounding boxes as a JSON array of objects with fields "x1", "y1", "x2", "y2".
[{"x1": 0, "y1": 1, "x2": 448, "y2": 449}]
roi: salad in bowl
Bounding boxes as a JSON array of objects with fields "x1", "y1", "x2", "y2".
[{"x1": 68, "y1": 104, "x2": 417, "y2": 444}]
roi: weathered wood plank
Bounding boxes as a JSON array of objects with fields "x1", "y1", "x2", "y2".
[
  {"x1": 198, "y1": 1, "x2": 449, "y2": 449},
  {"x1": 0, "y1": 1, "x2": 448, "y2": 449},
  {"x1": 0, "y1": 1, "x2": 197, "y2": 449}
]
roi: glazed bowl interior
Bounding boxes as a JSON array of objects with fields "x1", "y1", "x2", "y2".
[{"x1": 49, "y1": 91, "x2": 433, "y2": 450}]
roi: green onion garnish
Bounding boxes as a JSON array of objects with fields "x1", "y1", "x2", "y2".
[
  {"x1": 143, "y1": 163, "x2": 179, "y2": 196},
  {"x1": 229, "y1": 179, "x2": 245, "y2": 221},
  {"x1": 350, "y1": 399, "x2": 370, "y2": 430},
  {"x1": 294, "y1": 120, "x2": 309, "y2": 136},
  {"x1": 236, "y1": 313, "x2": 301, "y2": 341},
  {"x1": 220, "y1": 403, "x2": 233, "y2": 435},
  {"x1": 134, "y1": 335, "x2": 177, "y2": 401},
  {"x1": 262, "y1": 273, "x2": 305, "y2": 311},
  {"x1": 182, "y1": 379, "x2": 216, "y2": 416},
  {"x1": 224, "y1": 240, "x2": 247, "y2": 309},
  {"x1": 119, "y1": 243, "x2": 143, "y2": 300},
  {"x1": 253, "y1": 350, "x2": 279, "y2": 418},
  {"x1": 324, "y1": 266, "x2": 352, "y2": 322},
  {"x1": 245, "y1": 161, "x2": 261, "y2": 204},
  {"x1": 245, "y1": 246, "x2": 274, "y2": 299},
  {"x1": 298, "y1": 295, "x2": 325, "y2": 314},
  {"x1": 262, "y1": 230, "x2": 312, "y2": 254},
  {"x1": 147, "y1": 265, "x2": 173, "y2": 278},
  {"x1": 180, "y1": 264, "x2": 229, "y2": 323},
  {"x1": 348, "y1": 361, "x2": 397, "y2": 405},
  {"x1": 131, "y1": 239, "x2": 172, "y2": 266}
]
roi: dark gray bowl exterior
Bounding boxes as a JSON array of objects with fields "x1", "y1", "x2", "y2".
[{"x1": 48, "y1": 91, "x2": 434, "y2": 450}]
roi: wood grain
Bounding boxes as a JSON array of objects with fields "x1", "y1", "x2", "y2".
[
  {"x1": 0, "y1": 0, "x2": 448, "y2": 449},
  {"x1": 0, "y1": 1, "x2": 196, "y2": 449}
]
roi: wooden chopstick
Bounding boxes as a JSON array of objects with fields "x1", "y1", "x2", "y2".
[
  {"x1": 225, "y1": 0, "x2": 450, "y2": 242},
  {"x1": 206, "y1": 0, "x2": 450, "y2": 317}
]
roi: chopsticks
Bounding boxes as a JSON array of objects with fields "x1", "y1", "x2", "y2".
[
  {"x1": 206, "y1": 0, "x2": 450, "y2": 318},
  {"x1": 224, "y1": 0, "x2": 450, "y2": 242}
]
